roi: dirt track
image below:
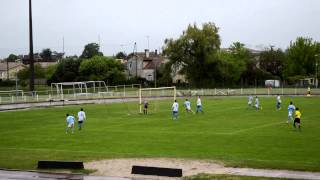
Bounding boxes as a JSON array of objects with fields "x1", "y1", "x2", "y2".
[{"x1": 85, "y1": 158, "x2": 320, "y2": 180}]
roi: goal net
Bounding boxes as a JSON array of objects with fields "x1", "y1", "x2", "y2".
[{"x1": 139, "y1": 86, "x2": 176, "y2": 114}]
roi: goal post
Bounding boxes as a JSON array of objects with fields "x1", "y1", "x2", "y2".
[{"x1": 139, "y1": 86, "x2": 176, "y2": 113}]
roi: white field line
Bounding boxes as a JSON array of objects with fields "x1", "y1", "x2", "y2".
[{"x1": 229, "y1": 121, "x2": 284, "y2": 135}]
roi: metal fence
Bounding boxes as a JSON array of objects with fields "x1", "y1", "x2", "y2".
[{"x1": 0, "y1": 87, "x2": 319, "y2": 105}]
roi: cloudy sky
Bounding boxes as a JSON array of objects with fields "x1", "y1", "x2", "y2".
[{"x1": 0, "y1": 0, "x2": 319, "y2": 58}]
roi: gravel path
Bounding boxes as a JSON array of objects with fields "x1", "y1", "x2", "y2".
[
  {"x1": 85, "y1": 158, "x2": 320, "y2": 180},
  {"x1": 0, "y1": 169, "x2": 131, "y2": 180}
]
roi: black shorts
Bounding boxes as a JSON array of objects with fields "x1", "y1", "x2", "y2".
[
  {"x1": 294, "y1": 118, "x2": 300, "y2": 124},
  {"x1": 78, "y1": 121, "x2": 83, "y2": 124}
]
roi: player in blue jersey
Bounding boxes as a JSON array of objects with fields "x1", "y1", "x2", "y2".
[
  {"x1": 184, "y1": 99, "x2": 194, "y2": 113},
  {"x1": 66, "y1": 114, "x2": 75, "y2": 134}
]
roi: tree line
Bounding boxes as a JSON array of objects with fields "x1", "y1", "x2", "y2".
[
  {"x1": 7, "y1": 22, "x2": 320, "y2": 88},
  {"x1": 17, "y1": 43, "x2": 128, "y2": 86},
  {"x1": 163, "y1": 23, "x2": 320, "y2": 88}
]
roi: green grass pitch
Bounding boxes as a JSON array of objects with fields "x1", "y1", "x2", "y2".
[{"x1": 0, "y1": 96, "x2": 319, "y2": 171}]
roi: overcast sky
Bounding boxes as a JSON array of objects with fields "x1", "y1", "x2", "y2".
[{"x1": 0, "y1": 0, "x2": 319, "y2": 58}]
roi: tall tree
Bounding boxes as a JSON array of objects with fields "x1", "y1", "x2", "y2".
[
  {"x1": 17, "y1": 64, "x2": 45, "y2": 81},
  {"x1": 80, "y1": 43, "x2": 103, "y2": 59},
  {"x1": 40, "y1": 48, "x2": 52, "y2": 60},
  {"x1": 284, "y1": 37, "x2": 319, "y2": 79},
  {"x1": 218, "y1": 42, "x2": 250, "y2": 86},
  {"x1": 6, "y1": 54, "x2": 19, "y2": 62},
  {"x1": 115, "y1": 52, "x2": 127, "y2": 59},
  {"x1": 79, "y1": 56, "x2": 125, "y2": 84},
  {"x1": 163, "y1": 22, "x2": 221, "y2": 87},
  {"x1": 49, "y1": 57, "x2": 82, "y2": 83},
  {"x1": 259, "y1": 46, "x2": 285, "y2": 79}
]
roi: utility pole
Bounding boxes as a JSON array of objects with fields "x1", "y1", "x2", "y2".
[
  {"x1": 98, "y1": 35, "x2": 101, "y2": 47},
  {"x1": 133, "y1": 42, "x2": 138, "y2": 77},
  {"x1": 62, "y1": 37, "x2": 65, "y2": 55},
  {"x1": 6, "y1": 58, "x2": 9, "y2": 80},
  {"x1": 154, "y1": 61, "x2": 157, "y2": 88},
  {"x1": 29, "y1": 0, "x2": 35, "y2": 92}
]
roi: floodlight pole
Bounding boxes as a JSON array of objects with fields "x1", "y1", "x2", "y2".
[
  {"x1": 315, "y1": 54, "x2": 319, "y2": 88},
  {"x1": 29, "y1": 0, "x2": 35, "y2": 92}
]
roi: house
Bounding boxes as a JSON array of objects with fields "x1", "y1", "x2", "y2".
[
  {"x1": 298, "y1": 78, "x2": 318, "y2": 87},
  {"x1": 0, "y1": 62, "x2": 24, "y2": 80},
  {"x1": 126, "y1": 49, "x2": 164, "y2": 81},
  {"x1": 0, "y1": 61, "x2": 57, "y2": 81}
]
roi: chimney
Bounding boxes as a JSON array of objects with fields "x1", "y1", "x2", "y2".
[
  {"x1": 155, "y1": 49, "x2": 158, "y2": 55},
  {"x1": 145, "y1": 49, "x2": 149, "y2": 58}
]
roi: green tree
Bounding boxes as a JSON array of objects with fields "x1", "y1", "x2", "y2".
[
  {"x1": 6, "y1": 54, "x2": 18, "y2": 62},
  {"x1": 156, "y1": 63, "x2": 173, "y2": 86},
  {"x1": 40, "y1": 48, "x2": 52, "y2": 60},
  {"x1": 284, "y1": 37, "x2": 319, "y2": 79},
  {"x1": 115, "y1": 52, "x2": 127, "y2": 59},
  {"x1": 259, "y1": 47, "x2": 285, "y2": 79},
  {"x1": 79, "y1": 56, "x2": 125, "y2": 85},
  {"x1": 17, "y1": 64, "x2": 45, "y2": 81},
  {"x1": 163, "y1": 22, "x2": 221, "y2": 87},
  {"x1": 218, "y1": 42, "x2": 249, "y2": 86},
  {"x1": 45, "y1": 64, "x2": 57, "y2": 80},
  {"x1": 80, "y1": 43, "x2": 103, "y2": 59},
  {"x1": 49, "y1": 57, "x2": 82, "y2": 83}
]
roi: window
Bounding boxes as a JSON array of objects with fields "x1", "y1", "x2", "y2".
[{"x1": 147, "y1": 74, "x2": 153, "y2": 81}]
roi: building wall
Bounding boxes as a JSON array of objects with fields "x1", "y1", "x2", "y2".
[
  {"x1": 127, "y1": 57, "x2": 143, "y2": 78},
  {"x1": 142, "y1": 69, "x2": 154, "y2": 81}
]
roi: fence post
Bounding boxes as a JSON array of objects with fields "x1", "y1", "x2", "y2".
[
  {"x1": 124, "y1": 86, "x2": 126, "y2": 97},
  {"x1": 11, "y1": 96, "x2": 14, "y2": 103},
  {"x1": 295, "y1": 87, "x2": 297, "y2": 95},
  {"x1": 255, "y1": 88, "x2": 257, "y2": 95},
  {"x1": 214, "y1": 88, "x2": 216, "y2": 95},
  {"x1": 0, "y1": 96, "x2": 1, "y2": 104},
  {"x1": 36, "y1": 95, "x2": 39, "y2": 101}
]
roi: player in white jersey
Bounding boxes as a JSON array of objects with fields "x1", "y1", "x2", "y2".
[
  {"x1": 66, "y1": 114, "x2": 75, "y2": 134},
  {"x1": 276, "y1": 95, "x2": 282, "y2": 111},
  {"x1": 184, "y1": 99, "x2": 194, "y2": 113},
  {"x1": 248, "y1": 95, "x2": 253, "y2": 108},
  {"x1": 287, "y1": 101, "x2": 295, "y2": 123},
  {"x1": 196, "y1": 96, "x2": 203, "y2": 113},
  {"x1": 255, "y1": 96, "x2": 261, "y2": 110},
  {"x1": 77, "y1": 108, "x2": 86, "y2": 130},
  {"x1": 172, "y1": 100, "x2": 179, "y2": 120}
]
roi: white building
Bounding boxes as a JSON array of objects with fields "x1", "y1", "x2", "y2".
[{"x1": 126, "y1": 49, "x2": 164, "y2": 81}]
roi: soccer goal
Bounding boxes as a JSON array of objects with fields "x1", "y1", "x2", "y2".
[
  {"x1": 139, "y1": 86, "x2": 176, "y2": 113},
  {"x1": 51, "y1": 81, "x2": 107, "y2": 99}
]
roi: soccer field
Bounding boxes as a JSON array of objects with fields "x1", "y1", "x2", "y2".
[{"x1": 0, "y1": 96, "x2": 319, "y2": 172}]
